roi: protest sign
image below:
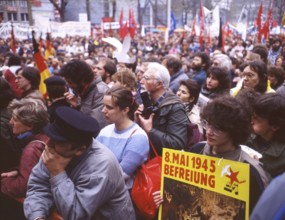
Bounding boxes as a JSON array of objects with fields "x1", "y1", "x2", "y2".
[{"x1": 159, "y1": 149, "x2": 250, "y2": 220}]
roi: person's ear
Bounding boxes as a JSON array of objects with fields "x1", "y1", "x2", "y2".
[
  {"x1": 75, "y1": 145, "x2": 86, "y2": 156},
  {"x1": 189, "y1": 96, "x2": 195, "y2": 103},
  {"x1": 155, "y1": 80, "x2": 163, "y2": 87},
  {"x1": 123, "y1": 106, "x2": 130, "y2": 114},
  {"x1": 271, "y1": 125, "x2": 280, "y2": 132}
]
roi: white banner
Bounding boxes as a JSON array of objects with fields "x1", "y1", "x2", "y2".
[
  {"x1": 0, "y1": 23, "x2": 39, "y2": 40},
  {"x1": 50, "y1": 21, "x2": 91, "y2": 37},
  {"x1": 102, "y1": 22, "x2": 120, "y2": 30},
  {"x1": 0, "y1": 21, "x2": 91, "y2": 39}
]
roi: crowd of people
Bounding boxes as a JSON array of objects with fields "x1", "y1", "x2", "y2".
[{"x1": 0, "y1": 29, "x2": 285, "y2": 220}]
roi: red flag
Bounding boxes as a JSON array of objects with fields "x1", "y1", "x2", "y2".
[
  {"x1": 262, "y1": 4, "x2": 272, "y2": 40},
  {"x1": 11, "y1": 25, "x2": 16, "y2": 54},
  {"x1": 255, "y1": 3, "x2": 263, "y2": 28},
  {"x1": 199, "y1": 3, "x2": 205, "y2": 49},
  {"x1": 119, "y1": 9, "x2": 128, "y2": 39},
  {"x1": 32, "y1": 31, "x2": 50, "y2": 97},
  {"x1": 256, "y1": 2, "x2": 263, "y2": 42},
  {"x1": 191, "y1": 19, "x2": 196, "y2": 36},
  {"x1": 129, "y1": 9, "x2": 137, "y2": 38},
  {"x1": 223, "y1": 21, "x2": 230, "y2": 38}
]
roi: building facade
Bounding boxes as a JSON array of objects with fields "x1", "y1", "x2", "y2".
[{"x1": 0, "y1": 0, "x2": 53, "y2": 24}]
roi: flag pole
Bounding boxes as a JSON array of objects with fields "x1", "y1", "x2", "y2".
[
  {"x1": 165, "y1": 0, "x2": 171, "y2": 43},
  {"x1": 167, "y1": 0, "x2": 171, "y2": 30}
]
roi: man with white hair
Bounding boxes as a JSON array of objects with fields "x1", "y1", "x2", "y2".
[
  {"x1": 212, "y1": 53, "x2": 233, "y2": 82},
  {"x1": 212, "y1": 53, "x2": 232, "y2": 73},
  {"x1": 135, "y1": 62, "x2": 189, "y2": 156}
]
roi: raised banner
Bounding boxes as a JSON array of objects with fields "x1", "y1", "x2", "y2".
[{"x1": 158, "y1": 149, "x2": 250, "y2": 220}]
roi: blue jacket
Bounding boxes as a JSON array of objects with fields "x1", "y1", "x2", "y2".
[
  {"x1": 192, "y1": 69, "x2": 207, "y2": 87},
  {"x1": 251, "y1": 172, "x2": 285, "y2": 220},
  {"x1": 169, "y1": 69, "x2": 189, "y2": 94}
]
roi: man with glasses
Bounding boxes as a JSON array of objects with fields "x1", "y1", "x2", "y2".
[
  {"x1": 135, "y1": 62, "x2": 189, "y2": 156},
  {"x1": 24, "y1": 107, "x2": 135, "y2": 220}
]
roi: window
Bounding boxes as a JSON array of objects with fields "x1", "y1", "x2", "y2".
[
  {"x1": 8, "y1": 12, "x2": 17, "y2": 21},
  {"x1": 103, "y1": 0, "x2": 109, "y2": 17},
  {"x1": 6, "y1": 0, "x2": 16, "y2": 6},
  {"x1": 21, "y1": 13, "x2": 28, "y2": 21},
  {"x1": 19, "y1": 0, "x2": 27, "y2": 7}
]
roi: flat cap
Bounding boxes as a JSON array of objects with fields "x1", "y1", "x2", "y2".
[{"x1": 43, "y1": 106, "x2": 100, "y2": 143}]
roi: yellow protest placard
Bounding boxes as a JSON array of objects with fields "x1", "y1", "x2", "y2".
[{"x1": 158, "y1": 148, "x2": 250, "y2": 220}]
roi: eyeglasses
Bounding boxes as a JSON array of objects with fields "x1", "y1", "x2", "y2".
[
  {"x1": 201, "y1": 120, "x2": 223, "y2": 136},
  {"x1": 242, "y1": 71, "x2": 256, "y2": 79},
  {"x1": 142, "y1": 75, "x2": 157, "y2": 81}
]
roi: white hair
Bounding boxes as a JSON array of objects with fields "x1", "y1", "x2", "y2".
[
  {"x1": 213, "y1": 54, "x2": 232, "y2": 72},
  {"x1": 147, "y1": 62, "x2": 170, "y2": 88}
]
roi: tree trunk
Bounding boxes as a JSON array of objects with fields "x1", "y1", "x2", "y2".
[
  {"x1": 111, "y1": 0, "x2": 116, "y2": 21},
  {"x1": 86, "y1": 0, "x2": 90, "y2": 21},
  {"x1": 27, "y1": 0, "x2": 33, "y2": 25},
  {"x1": 60, "y1": 11, "x2": 65, "y2": 22}
]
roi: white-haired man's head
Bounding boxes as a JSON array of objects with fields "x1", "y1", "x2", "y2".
[
  {"x1": 146, "y1": 62, "x2": 170, "y2": 89},
  {"x1": 212, "y1": 54, "x2": 232, "y2": 72}
]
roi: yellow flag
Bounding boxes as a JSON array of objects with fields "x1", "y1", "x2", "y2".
[{"x1": 282, "y1": 11, "x2": 285, "y2": 26}]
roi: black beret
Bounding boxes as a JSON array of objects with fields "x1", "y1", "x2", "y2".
[
  {"x1": 43, "y1": 106, "x2": 100, "y2": 144},
  {"x1": 44, "y1": 76, "x2": 66, "y2": 86}
]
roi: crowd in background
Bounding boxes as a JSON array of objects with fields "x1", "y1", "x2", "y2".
[{"x1": 0, "y1": 30, "x2": 285, "y2": 220}]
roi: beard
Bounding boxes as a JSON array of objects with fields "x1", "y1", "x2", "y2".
[
  {"x1": 272, "y1": 45, "x2": 281, "y2": 52},
  {"x1": 191, "y1": 63, "x2": 202, "y2": 71}
]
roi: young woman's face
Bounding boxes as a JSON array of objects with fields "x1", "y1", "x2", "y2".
[
  {"x1": 102, "y1": 95, "x2": 127, "y2": 123},
  {"x1": 276, "y1": 57, "x2": 283, "y2": 67},
  {"x1": 203, "y1": 121, "x2": 233, "y2": 149},
  {"x1": 206, "y1": 74, "x2": 219, "y2": 90},
  {"x1": 16, "y1": 71, "x2": 31, "y2": 92},
  {"x1": 268, "y1": 73, "x2": 277, "y2": 87},
  {"x1": 243, "y1": 66, "x2": 260, "y2": 89},
  {"x1": 176, "y1": 84, "x2": 191, "y2": 103}
]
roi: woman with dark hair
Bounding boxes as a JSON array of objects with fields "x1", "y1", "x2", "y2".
[
  {"x1": 275, "y1": 55, "x2": 285, "y2": 69},
  {"x1": 177, "y1": 79, "x2": 200, "y2": 113},
  {"x1": 177, "y1": 79, "x2": 202, "y2": 132},
  {"x1": 153, "y1": 96, "x2": 270, "y2": 213},
  {"x1": 267, "y1": 66, "x2": 285, "y2": 90},
  {"x1": 190, "y1": 96, "x2": 270, "y2": 213},
  {"x1": 15, "y1": 66, "x2": 43, "y2": 100},
  {"x1": 96, "y1": 86, "x2": 149, "y2": 189},
  {"x1": 249, "y1": 93, "x2": 285, "y2": 178},
  {"x1": 231, "y1": 60, "x2": 274, "y2": 96},
  {"x1": 198, "y1": 67, "x2": 230, "y2": 107}
]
